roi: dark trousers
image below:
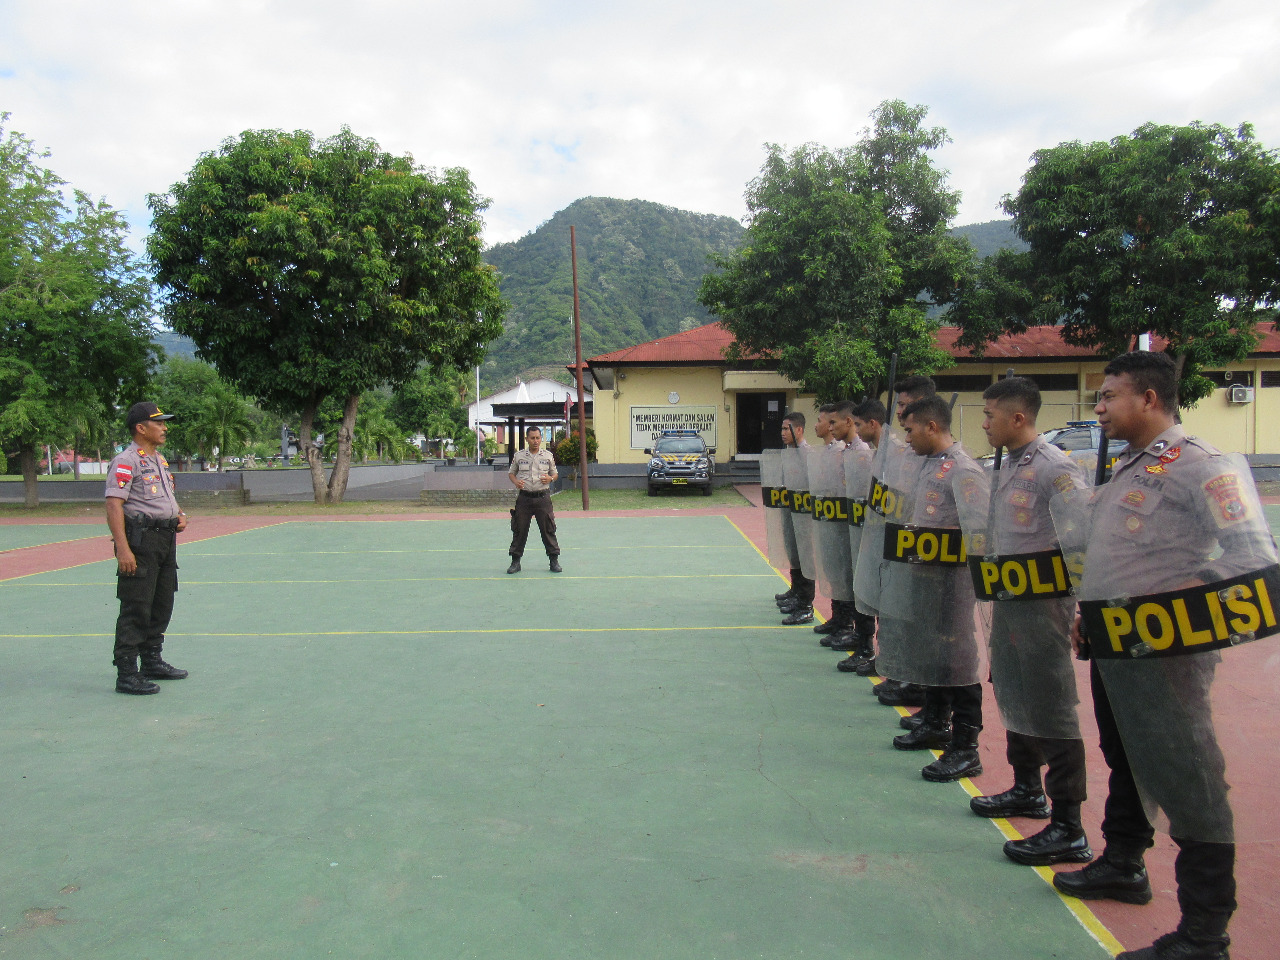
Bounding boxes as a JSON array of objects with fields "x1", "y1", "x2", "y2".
[
  {"x1": 114, "y1": 527, "x2": 179, "y2": 663},
  {"x1": 1006, "y1": 730, "x2": 1087, "y2": 804},
  {"x1": 928, "y1": 683, "x2": 983, "y2": 728},
  {"x1": 1090, "y1": 661, "x2": 1236, "y2": 923},
  {"x1": 509, "y1": 490, "x2": 559, "y2": 559},
  {"x1": 788, "y1": 569, "x2": 815, "y2": 603}
]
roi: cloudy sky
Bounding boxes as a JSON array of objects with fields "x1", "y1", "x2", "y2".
[{"x1": 3, "y1": 0, "x2": 1277, "y2": 252}]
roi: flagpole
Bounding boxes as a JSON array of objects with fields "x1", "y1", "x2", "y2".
[{"x1": 570, "y1": 226, "x2": 590, "y2": 510}]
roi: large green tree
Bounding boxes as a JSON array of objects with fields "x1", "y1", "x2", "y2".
[
  {"x1": 953, "y1": 121, "x2": 1280, "y2": 406},
  {"x1": 148, "y1": 127, "x2": 505, "y2": 503},
  {"x1": 698, "y1": 101, "x2": 972, "y2": 401},
  {"x1": 1, "y1": 115, "x2": 156, "y2": 506}
]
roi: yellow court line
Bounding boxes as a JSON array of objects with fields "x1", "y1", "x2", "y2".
[
  {"x1": 3, "y1": 571, "x2": 775, "y2": 588},
  {"x1": 178, "y1": 543, "x2": 745, "y2": 557},
  {"x1": 1, "y1": 624, "x2": 793, "y2": 639}
]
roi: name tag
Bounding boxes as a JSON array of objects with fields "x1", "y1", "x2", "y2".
[
  {"x1": 811, "y1": 496, "x2": 850, "y2": 522},
  {"x1": 868, "y1": 476, "x2": 907, "y2": 520},
  {"x1": 883, "y1": 523, "x2": 967, "y2": 566},
  {"x1": 761, "y1": 486, "x2": 790, "y2": 509},
  {"x1": 1080, "y1": 564, "x2": 1280, "y2": 659},
  {"x1": 968, "y1": 549, "x2": 1072, "y2": 600},
  {"x1": 848, "y1": 497, "x2": 867, "y2": 528}
]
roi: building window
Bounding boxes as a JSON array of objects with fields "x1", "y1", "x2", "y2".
[{"x1": 932, "y1": 374, "x2": 994, "y2": 393}]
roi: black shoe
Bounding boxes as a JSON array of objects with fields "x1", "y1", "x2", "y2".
[
  {"x1": 853, "y1": 656, "x2": 879, "y2": 677},
  {"x1": 899, "y1": 710, "x2": 924, "y2": 730},
  {"x1": 778, "y1": 598, "x2": 810, "y2": 614},
  {"x1": 116, "y1": 673, "x2": 160, "y2": 695},
  {"x1": 893, "y1": 720, "x2": 952, "y2": 751},
  {"x1": 921, "y1": 723, "x2": 982, "y2": 781},
  {"x1": 970, "y1": 782, "x2": 1051, "y2": 819},
  {"x1": 835, "y1": 655, "x2": 863, "y2": 673},
  {"x1": 774, "y1": 589, "x2": 796, "y2": 604},
  {"x1": 781, "y1": 606, "x2": 814, "y2": 625},
  {"x1": 1116, "y1": 929, "x2": 1230, "y2": 960},
  {"x1": 506, "y1": 559, "x2": 521, "y2": 574},
  {"x1": 876, "y1": 681, "x2": 926, "y2": 707},
  {"x1": 549, "y1": 557, "x2": 562, "y2": 573},
  {"x1": 827, "y1": 631, "x2": 861, "y2": 651},
  {"x1": 1003, "y1": 820, "x2": 1093, "y2": 866},
  {"x1": 813, "y1": 618, "x2": 841, "y2": 635},
  {"x1": 1053, "y1": 854, "x2": 1153, "y2": 904},
  {"x1": 141, "y1": 657, "x2": 188, "y2": 680}
]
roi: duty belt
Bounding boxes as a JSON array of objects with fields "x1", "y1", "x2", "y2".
[
  {"x1": 519, "y1": 489, "x2": 549, "y2": 497},
  {"x1": 124, "y1": 515, "x2": 180, "y2": 531}
]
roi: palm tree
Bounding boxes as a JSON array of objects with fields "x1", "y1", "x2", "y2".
[{"x1": 193, "y1": 387, "x2": 253, "y2": 471}]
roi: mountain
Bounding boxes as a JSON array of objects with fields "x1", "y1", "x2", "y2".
[
  {"x1": 481, "y1": 197, "x2": 746, "y2": 390},
  {"x1": 152, "y1": 328, "x2": 198, "y2": 360},
  {"x1": 949, "y1": 219, "x2": 1026, "y2": 258}
]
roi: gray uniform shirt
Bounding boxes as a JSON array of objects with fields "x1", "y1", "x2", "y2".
[
  {"x1": 509, "y1": 447, "x2": 558, "y2": 492},
  {"x1": 994, "y1": 436, "x2": 1087, "y2": 554},
  {"x1": 105, "y1": 443, "x2": 181, "y2": 520}
]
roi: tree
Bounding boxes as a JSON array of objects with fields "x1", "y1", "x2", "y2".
[
  {"x1": 954, "y1": 121, "x2": 1280, "y2": 406},
  {"x1": 389, "y1": 364, "x2": 471, "y2": 441},
  {"x1": 192, "y1": 384, "x2": 254, "y2": 471},
  {"x1": 148, "y1": 127, "x2": 505, "y2": 503},
  {"x1": 698, "y1": 101, "x2": 972, "y2": 401},
  {"x1": 151, "y1": 355, "x2": 227, "y2": 465},
  {"x1": 1, "y1": 115, "x2": 156, "y2": 506}
]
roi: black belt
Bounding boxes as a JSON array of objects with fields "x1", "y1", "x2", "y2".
[
  {"x1": 124, "y1": 515, "x2": 180, "y2": 531},
  {"x1": 519, "y1": 489, "x2": 549, "y2": 497}
]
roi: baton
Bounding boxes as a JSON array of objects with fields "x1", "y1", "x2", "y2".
[
  {"x1": 1094, "y1": 434, "x2": 1110, "y2": 487},
  {"x1": 982, "y1": 369, "x2": 1016, "y2": 553}
]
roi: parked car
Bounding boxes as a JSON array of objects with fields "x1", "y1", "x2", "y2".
[{"x1": 645, "y1": 430, "x2": 715, "y2": 496}]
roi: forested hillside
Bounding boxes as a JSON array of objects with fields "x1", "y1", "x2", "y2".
[
  {"x1": 950, "y1": 219, "x2": 1025, "y2": 258},
  {"x1": 481, "y1": 197, "x2": 745, "y2": 389}
]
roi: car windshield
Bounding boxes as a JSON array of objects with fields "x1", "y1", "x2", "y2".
[{"x1": 655, "y1": 438, "x2": 705, "y2": 454}]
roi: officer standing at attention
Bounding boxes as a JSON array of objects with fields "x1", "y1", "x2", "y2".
[
  {"x1": 105, "y1": 402, "x2": 188, "y2": 695},
  {"x1": 776, "y1": 412, "x2": 816, "y2": 619},
  {"x1": 1053, "y1": 351, "x2": 1275, "y2": 960},
  {"x1": 506, "y1": 426, "x2": 561, "y2": 574}
]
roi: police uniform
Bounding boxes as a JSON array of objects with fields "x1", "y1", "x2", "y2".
[
  {"x1": 1055, "y1": 425, "x2": 1276, "y2": 953},
  {"x1": 105, "y1": 436, "x2": 184, "y2": 689},
  {"x1": 508, "y1": 446, "x2": 560, "y2": 566},
  {"x1": 780, "y1": 439, "x2": 816, "y2": 612},
  {"x1": 969, "y1": 436, "x2": 1091, "y2": 864}
]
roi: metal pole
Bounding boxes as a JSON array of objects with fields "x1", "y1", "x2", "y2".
[
  {"x1": 570, "y1": 226, "x2": 590, "y2": 510},
  {"x1": 475, "y1": 364, "x2": 482, "y2": 464}
]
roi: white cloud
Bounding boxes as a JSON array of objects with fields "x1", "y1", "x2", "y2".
[{"x1": 3, "y1": 0, "x2": 1276, "y2": 250}]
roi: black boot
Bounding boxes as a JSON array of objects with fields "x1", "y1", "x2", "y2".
[
  {"x1": 922, "y1": 722, "x2": 982, "y2": 781},
  {"x1": 549, "y1": 556, "x2": 562, "y2": 573},
  {"x1": 893, "y1": 700, "x2": 952, "y2": 750},
  {"x1": 970, "y1": 777, "x2": 1051, "y2": 819},
  {"x1": 506, "y1": 558, "x2": 521, "y2": 574},
  {"x1": 876, "y1": 680, "x2": 926, "y2": 707},
  {"x1": 140, "y1": 645, "x2": 188, "y2": 680},
  {"x1": 814, "y1": 600, "x2": 847, "y2": 636},
  {"x1": 115, "y1": 656, "x2": 159, "y2": 695},
  {"x1": 1116, "y1": 915, "x2": 1231, "y2": 960},
  {"x1": 1003, "y1": 804, "x2": 1092, "y2": 865},
  {"x1": 1053, "y1": 849, "x2": 1153, "y2": 905},
  {"x1": 774, "y1": 588, "x2": 796, "y2": 604},
  {"x1": 781, "y1": 605, "x2": 814, "y2": 625}
]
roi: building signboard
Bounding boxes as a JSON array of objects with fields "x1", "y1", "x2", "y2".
[{"x1": 630, "y1": 406, "x2": 718, "y2": 448}]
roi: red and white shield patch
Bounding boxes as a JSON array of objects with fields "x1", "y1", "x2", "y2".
[{"x1": 115, "y1": 464, "x2": 133, "y2": 488}]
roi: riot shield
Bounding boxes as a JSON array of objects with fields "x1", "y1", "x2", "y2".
[
  {"x1": 873, "y1": 448, "x2": 985, "y2": 687},
  {"x1": 759, "y1": 449, "x2": 795, "y2": 571},
  {"x1": 1051, "y1": 452, "x2": 1280, "y2": 842},
  {"x1": 782, "y1": 447, "x2": 817, "y2": 582},
  {"x1": 852, "y1": 431, "x2": 911, "y2": 617},
  {"x1": 810, "y1": 445, "x2": 854, "y2": 602},
  {"x1": 843, "y1": 442, "x2": 875, "y2": 583},
  {"x1": 957, "y1": 450, "x2": 1085, "y2": 739}
]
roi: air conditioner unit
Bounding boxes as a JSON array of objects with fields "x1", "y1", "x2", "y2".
[{"x1": 1229, "y1": 385, "x2": 1255, "y2": 404}]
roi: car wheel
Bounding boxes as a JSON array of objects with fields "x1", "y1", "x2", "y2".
[
  {"x1": 647, "y1": 486, "x2": 657, "y2": 496},
  {"x1": 702, "y1": 484, "x2": 713, "y2": 496}
]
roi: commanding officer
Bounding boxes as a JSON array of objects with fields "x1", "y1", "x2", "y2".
[
  {"x1": 776, "y1": 412, "x2": 816, "y2": 620},
  {"x1": 507, "y1": 427, "x2": 561, "y2": 574},
  {"x1": 967, "y1": 377, "x2": 1092, "y2": 867},
  {"x1": 105, "y1": 401, "x2": 188, "y2": 695},
  {"x1": 1054, "y1": 351, "x2": 1277, "y2": 960}
]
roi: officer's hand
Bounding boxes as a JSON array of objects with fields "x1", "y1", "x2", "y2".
[
  {"x1": 176, "y1": 513, "x2": 188, "y2": 533},
  {"x1": 540, "y1": 473, "x2": 553, "y2": 483},
  {"x1": 1070, "y1": 613, "x2": 1084, "y2": 656},
  {"x1": 515, "y1": 477, "x2": 525, "y2": 489},
  {"x1": 117, "y1": 547, "x2": 138, "y2": 576}
]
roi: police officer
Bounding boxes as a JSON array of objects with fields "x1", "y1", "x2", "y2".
[
  {"x1": 506, "y1": 426, "x2": 561, "y2": 574},
  {"x1": 106, "y1": 401, "x2": 188, "y2": 695},
  {"x1": 1054, "y1": 351, "x2": 1274, "y2": 960},
  {"x1": 966, "y1": 377, "x2": 1092, "y2": 867},
  {"x1": 836, "y1": 398, "x2": 888, "y2": 674},
  {"x1": 777, "y1": 412, "x2": 816, "y2": 620}
]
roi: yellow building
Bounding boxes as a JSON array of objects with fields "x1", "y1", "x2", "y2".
[{"x1": 583, "y1": 322, "x2": 1280, "y2": 463}]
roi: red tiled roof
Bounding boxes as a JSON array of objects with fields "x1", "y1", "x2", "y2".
[{"x1": 588, "y1": 321, "x2": 1280, "y2": 365}]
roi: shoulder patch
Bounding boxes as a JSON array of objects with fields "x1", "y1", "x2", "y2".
[
  {"x1": 114, "y1": 464, "x2": 133, "y2": 488},
  {"x1": 1203, "y1": 473, "x2": 1251, "y2": 528},
  {"x1": 1051, "y1": 473, "x2": 1074, "y2": 494}
]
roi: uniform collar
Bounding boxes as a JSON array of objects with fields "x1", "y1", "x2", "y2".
[{"x1": 1139, "y1": 424, "x2": 1188, "y2": 458}]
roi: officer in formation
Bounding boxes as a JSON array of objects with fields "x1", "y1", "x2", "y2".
[
  {"x1": 105, "y1": 402, "x2": 189, "y2": 695},
  {"x1": 759, "y1": 354, "x2": 1277, "y2": 960},
  {"x1": 506, "y1": 426, "x2": 562, "y2": 574},
  {"x1": 774, "y1": 412, "x2": 816, "y2": 621}
]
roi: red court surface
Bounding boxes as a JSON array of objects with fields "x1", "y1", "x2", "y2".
[{"x1": 4, "y1": 494, "x2": 1277, "y2": 959}]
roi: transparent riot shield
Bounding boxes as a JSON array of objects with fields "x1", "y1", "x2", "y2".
[
  {"x1": 843, "y1": 442, "x2": 875, "y2": 584},
  {"x1": 873, "y1": 448, "x2": 985, "y2": 687},
  {"x1": 782, "y1": 447, "x2": 818, "y2": 582},
  {"x1": 810, "y1": 445, "x2": 854, "y2": 602},
  {"x1": 853, "y1": 430, "x2": 911, "y2": 617},
  {"x1": 1051, "y1": 452, "x2": 1280, "y2": 842},
  {"x1": 759, "y1": 449, "x2": 793, "y2": 571},
  {"x1": 957, "y1": 448, "x2": 1086, "y2": 739}
]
